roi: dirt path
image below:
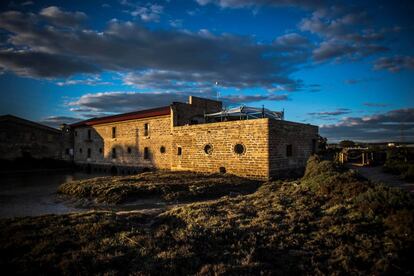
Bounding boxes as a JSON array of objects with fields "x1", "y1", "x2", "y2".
[{"x1": 349, "y1": 165, "x2": 414, "y2": 193}]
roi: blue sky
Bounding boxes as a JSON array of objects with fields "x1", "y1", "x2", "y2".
[{"x1": 0, "y1": 0, "x2": 413, "y2": 142}]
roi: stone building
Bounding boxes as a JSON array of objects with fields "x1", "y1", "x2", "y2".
[
  {"x1": 70, "y1": 96, "x2": 318, "y2": 180},
  {"x1": 0, "y1": 114, "x2": 63, "y2": 160}
]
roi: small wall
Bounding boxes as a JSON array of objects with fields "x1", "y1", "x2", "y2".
[
  {"x1": 268, "y1": 120, "x2": 318, "y2": 178},
  {"x1": 0, "y1": 120, "x2": 62, "y2": 160},
  {"x1": 171, "y1": 118, "x2": 269, "y2": 180},
  {"x1": 171, "y1": 96, "x2": 222, "y2": 127}
]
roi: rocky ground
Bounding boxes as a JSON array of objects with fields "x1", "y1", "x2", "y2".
[{"x1": 1, "y1": 157, "x2": 413, "y2": 275}]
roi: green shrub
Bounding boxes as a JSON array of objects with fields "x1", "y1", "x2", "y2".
[
  {"x1": 301, "y1": 156, "x2": 369, "y2": 201},
  {"x1": 354, "y1": 185, "x2": 414, "y2": 217},
  {"x1": 383, "y1": 159, "x2": 409, "y2": 175},
  {"x1": 402, "y1": 165, "x2": 414, "y2": 181}
]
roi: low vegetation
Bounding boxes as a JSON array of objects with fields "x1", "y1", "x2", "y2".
[
  {"x1": 383, "y1": 147, "x2": 414, "y2": 181},
  {"x1": 58, "y1": 171, "x2": 261, "y2": 204},
  {"x1": 1, "y1": 156, "x2": 413, "y2": 275}
]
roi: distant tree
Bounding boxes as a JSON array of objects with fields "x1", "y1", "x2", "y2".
[
  {"x1": 317, "y1": 135, "x2": 327, "y2": 151},
  {"x1": 339, "y1": 140, "x2": 355, "y2": 148}
]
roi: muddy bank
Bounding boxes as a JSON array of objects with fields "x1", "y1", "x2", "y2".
[
  {"x1": 0, "y1": 171, "x2": 109, "y2": 218},
  {"x1": 1, "y1": 157, "x2": 413, "y2": 275}
]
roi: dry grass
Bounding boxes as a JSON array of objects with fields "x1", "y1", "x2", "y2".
[
  {"x1": 1, "y1": 156, "x2": 413, "y2": 275},
  {"x1": 57, "y1": 171, "x2": 261, "y2": 204}
]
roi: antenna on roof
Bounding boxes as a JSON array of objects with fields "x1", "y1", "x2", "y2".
[{"x1": 215, "y1": 81, "x2": 219, "y2": 101}]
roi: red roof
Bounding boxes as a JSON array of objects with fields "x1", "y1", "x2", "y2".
[{"x1": 70, "y1": 106, "x2": 171, "y2": 127}]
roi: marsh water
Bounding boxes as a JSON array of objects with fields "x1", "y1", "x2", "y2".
[{"x1": 0, "y1": 171, "x2": 167, "y2": 218}]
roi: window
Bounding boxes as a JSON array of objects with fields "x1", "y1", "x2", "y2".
[
  {"x1": 87, "y1": 148, "x2": 91, "y2": 158},
  {"x1": 79, "y1": 148, "x2": 83, "y2": 153},
  {"x1": 286, "y1": 144, "x2": 293, "y2": 157},
  {"x1": 160, "y1": 146, "x2": 166, "y2": 154},
  {"x1": 65, "y1": 148, "x2": 70, "y2": 155},
  {"x1": 177, "y1": 147, "x2": 182, "y2": 156},
  {"x1": 99, "y1": 148, "x2": 103, "y2": 154},
  {"x1": 144, "y1": 123, "x2": 149, "y2": 136},
  {"x1": 112, "y1": 127, "x2": 116, "y2": 138},
  {"x1": 112, "y1": 148, "x2": 116, "y2": 158},
  {"x1": 75, "y1": 131, "x2": 78, "y2": 137},
  {"x1": 87, "y1": 129, "x2": 91, "y2": 140},
  {"x1": 204, "y1": 144, "x2": 213, "y2": 155},
  {"x1": 234, "y1": 143, "x2": 245, "y2": 155},
  {"x1": 127, "y1": 147, "x2": 132, "y2": 154},
  {"x1": 144, "y1": 147, "x2": 149, "y2": 159}
]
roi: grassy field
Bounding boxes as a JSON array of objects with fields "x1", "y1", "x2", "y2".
[
  {"x1": 1, "y1": 157, "x2": 413, "y2": 275},
  {"x1": 57, "y1": 171, "x2": 261, "y2": 204}
]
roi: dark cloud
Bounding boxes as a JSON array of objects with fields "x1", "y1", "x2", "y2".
[
  {"x1": 308, "y1": 108, "x2": 350, "y2": 117},
  {"x1": 21, "y1": 1, "x2": 34, "y2": 6},
  {"x1": 343, "y1": 77, "x2": 377, "y2": 85},
  {"x1": 344, "y1": 79, "x2": 359, "y2": 84},
  {"x1": 39, "y1": 116, "x2": 82, "y2": 128},
  {"x1": 307, "y1": 84, "x2": 321, "y2": 92},
  {"x1": 39, "y1": 6, "x2": 87, "y2": 28},
  {"x1": 312, "y1": 41, "x2": 353, "y2": 61},
  {"x1": 0, "y1": 51, "x2": 98, "y2": 77},
  {"x1": 131, "y1": 4, "x2": 163, "y2": 22},
  {"x1": 56, "y1": 76, "x2": 112, "y2": 86},
  {"x1": 120, "y1": 1, "x2": 164, "y2": 22},
  {"x1": 200, "y1": 2, "x2": 393, "y2": 65},
  {"x1": 312, "y1": 40, "x2": 387, "y2": 62},
  {"x1": 299, "y1": 7, "x2": 389, "y2": 62},
  {"x1": 273, "y1": 33, "x2": 311, "y2": 50},
  {"x1": 222, "y1": 94, "x2": 289, "y2": 104},
  {"x1": 0, "y1": 9, "x2": 311, "y2": 90},
  {"x1": 374, "y1": 56, "x2": 414, "y2": 72},
  {"x1": 299, "y1": 10, "x2": 369, "y2": 38},
  {"x1": 363, "y1": 102, "x2": 390, "y2": 107},
  {"x1": 195, "y1": 0, "x2": 326, "y2": 10},
  {"x1": 68, "y1": 91, "x2": 289, "y2": 114},
  {"x1": 68, "y1": 91, "x2": 190, "y2": 113},
  {"x1": 320, "y1": 108, "x2": 414, "y2": 142}
]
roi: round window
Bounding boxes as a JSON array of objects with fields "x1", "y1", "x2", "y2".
[
  {"x1": 234, "y1": 143, "x2": 245, "y2": 155},
  {"x1": 204, "y1": 144, "x2": 213, "y2": 155},
  {"x1": 160, "y1": 146, "x2": 166, "y2": 154}
]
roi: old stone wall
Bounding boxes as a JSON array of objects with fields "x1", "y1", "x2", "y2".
[
  {"x1": 72, "y1": 103, "x2": 318, "y2": 180},
  {"x1": 171, "y1": 96, "x2": 222, "y2": 127},
  {"x1": 60, "y1": 124, "x2": 74, "y2": 161},
  {"x1": 73, "y1": 115, "x2": 172, "y2": 169},
  {"x1": 0, "y1": 120, "x2": 62, "y2": 160},
  {"x1": 171, "y1": 118, "x2": 269, "y2": 180},
  {"x1": 268, "y1": 120, "x2": 318, "y2": 178}
]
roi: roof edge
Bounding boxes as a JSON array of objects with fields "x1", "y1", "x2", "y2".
[
  {"x1": 70, "y1": 106, "x2": 171, "y2": 127},
  {"x1": 0, "y1": 114, "x2": 61, "y2": 133}
]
